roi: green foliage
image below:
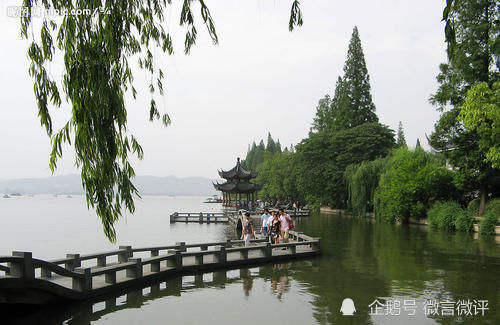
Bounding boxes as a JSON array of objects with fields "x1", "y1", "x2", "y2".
[
  {"x1": 415, "y1": 138, "x2": 421, "y2": 148},
  {"x1": 479, "y1": 211, "x2": 499, "y2": 235},
  {"x1": 266, "y1": 132, "x2": 277, "y2": 154},
  {"x1": 430, "y1": 0, "x2": 500, "y2": 215},
  {"x1": 242, "y1": 134, "x2": 281, "y2": 172},
  {"x1": 485, "y1": 198, "x2": 500, "y2": 215},
  {"x1": 311, "y1": 27, "x2": 377, "y2": 133},
  {"x1": 333, "y1": 27, "x2": 378, "y2": 129},
  {"x1": 255, "y1": 152, "x2": 300, "y2": 202},
  {"x1": 311, "y1": 94, "x2": 333, "y2": 132},
  {"x1": 21, "y1": 0, "x2": 303, "y2": 242},
  {"x1": 455, "y1": 213, "x2": 475, "y2": 233},
  {"x1": 467, "y1": 198, "x2": 480, "y2": 216},
  {"x1": 374, "y1": 147, "x2": 457, "y2": 223},
  {"x1": 439, "y1": 0, "x2": 499, "y2": 87},
  {"x1": 296, "y1": 123, "x2": 394, "y2": 208},
  {"x1": 345, "y1": 157, "x2": 388, "y2": 217},
  {"x1": 460, "y1": 82, "x2": 500, "y2": 169},
  {"x1": 427, "y1": 201, "x2": 474, "y2": 232},
  {"x1": 396, "y1": 121, "x2": 407, "y2": 148}
]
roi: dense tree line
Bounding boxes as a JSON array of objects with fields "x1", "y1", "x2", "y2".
[
  {"x1": 247, "y1": 2, "x2": 499, "y2": 234},
  {"x1": 245, "y1": 26, "x2": 395, "y2": 207}
]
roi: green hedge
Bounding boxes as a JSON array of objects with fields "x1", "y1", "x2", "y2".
[
  {"x1": 479, "y1": 198, "x2": 500, "y2": 235},
  {"x1": 485, "y1": 198, "x2": 500, "y2": 215},
  {"x1": 467, "y1": 198, "x2": 480, "y2": 216},
  {"x1": 427, "y1": 201, "x2": 473, "y2": 232}
]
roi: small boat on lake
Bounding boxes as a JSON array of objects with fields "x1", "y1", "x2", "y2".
[{"x1": 203, "y1": 195, "x2": 222, "y2": 203}]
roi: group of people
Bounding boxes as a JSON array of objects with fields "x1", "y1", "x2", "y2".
[{"x1": 240, "y1": 208, "x2": 293, "y2": 247}]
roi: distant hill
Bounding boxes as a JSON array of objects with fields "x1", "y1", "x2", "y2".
[{"x1": 0, "y1": 174, "x2": 219, "y2": 196}]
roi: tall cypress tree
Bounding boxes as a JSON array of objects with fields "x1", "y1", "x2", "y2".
[
  {"x1": 266, "y1": 132, "x2": 276, "y2": 154},
  {"x1": 396, "y1": 121, "x2": 407, "y2": 148},
  {"x1": 333, "y1": 26, "x2": 378, "y2": 130}
]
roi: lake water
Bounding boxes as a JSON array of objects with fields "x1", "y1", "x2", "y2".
[{"x1": 1, "y1": 195, "x2": 499, "y2": 324}]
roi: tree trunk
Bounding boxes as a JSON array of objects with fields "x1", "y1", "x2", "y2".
[{"x1": 478, "y1": 184, "x2": 487, "y2": 215}]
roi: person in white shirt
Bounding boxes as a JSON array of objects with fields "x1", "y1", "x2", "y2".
[{"x1": 261, "y1": 209, "x2": 271, "y2": 237}]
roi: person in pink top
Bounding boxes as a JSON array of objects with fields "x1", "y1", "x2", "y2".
[{"x1": 278, "y1": 208, "x2": 292, "y2": 243}]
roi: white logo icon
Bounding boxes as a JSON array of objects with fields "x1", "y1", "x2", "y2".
[{"x1": 340, "y1": 298, "x2": 356, "y2": 315}]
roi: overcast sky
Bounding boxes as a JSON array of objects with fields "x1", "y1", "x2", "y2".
[{"x1": 0, "y1": 0, "x2": 446, "y2": 180}]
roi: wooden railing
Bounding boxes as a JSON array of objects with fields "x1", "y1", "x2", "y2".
[{"x1": 169, "y1": 212, "x2": 236, "y2": 223}]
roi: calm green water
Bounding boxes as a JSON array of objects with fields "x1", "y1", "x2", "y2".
[{"x1": 1, "y1": 196, "x2": 499, "y2": 324}]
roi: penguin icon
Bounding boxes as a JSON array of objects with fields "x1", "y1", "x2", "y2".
[{"x1": 340, "y1": 298, "x2": 356, "y2": 315}]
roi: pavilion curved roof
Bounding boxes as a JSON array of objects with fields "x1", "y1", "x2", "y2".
[
  {"x1": 213, "y1": 181, "x2": 262, "y2": 194},
  {"x1": 218, "y1": 158, "x2": 258, "y2": 180}
]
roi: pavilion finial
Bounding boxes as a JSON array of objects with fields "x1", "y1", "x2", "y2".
[{"x1": 237, "y1": 157, "x2": 240, "y2": 164}]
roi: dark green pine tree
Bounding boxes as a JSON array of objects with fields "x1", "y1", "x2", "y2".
[
  {"x1": 276, "y1": 139, "x2": 282, "y2": 153},
  {"x1": 250, "y1": 140, "x2": 266, "y2": 170},
  {"x1": 396, "y1": 121, "x2": 407, "y2": 148},
  {"x1": 311, "y1": 94, "x2": 333, "y2": 132},
  {"x1": 333, "y1": 26, "x2": 378, "y2": 130},
  {"x1": 244, "y1": 141, "x2": 257, "y2": 170},
  {"x1": 266, "y1": 132, "x2": 276, "y2": 154}
]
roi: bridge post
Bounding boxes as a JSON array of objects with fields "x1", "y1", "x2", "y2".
[
  {"x1": 41, "y1": 267, "x2": 52, "y2": 278},
  {"x1": 10, "y1": 251, "x2": 34, "y2": 278},
  {"x1": 126, "y1": 258, "x2": 143, "y2": 278},
  {"x1": 199, "y1": 212, "x2": 203, "y2": 223},
  {"x1": 200, "y1": 245, "x2": 208, "y2": 251},
  {"x1": 264, "y1": 243, "x2": 272, "y2": 259},
  {"x1": 97, "y1": 256, "x2": 106, "y2": 267},
  {"x1": 118, "y1": 246, "x2": 132, "y2": 263},
  {"x1": 167, "y1": 250, "x2": 182, "y2": 270},
  {"x1": 240, "y1": 249, "x2": 248, "y2": 260},
  {"x1": 175, "y1": 242, "x2": 186, "y2": 252},
  {"x1": 195, "y1": 253, "x2": 203, "y2": 265},
  {"x1": 150, "y1": 248, "x2": 160, "y2": 272},
  {"x1": 65, "y1": 254, "x2": 81, "y2": 271},
  {"x1": 225, "y1": 239, "x2": 232, "y2": 248},
  {"x1": 290, "y1": 244, "x2": 297, "y2": 254},
  {"x1": 213, "y1": 271, "x2": 227, "y2": 286},
  {"x1": 312, "y1": 238, "x2": 322, "y2": 251},
  {"x1": 174, "y1": 250, "x2": 183, "y2": 270},
  {"x1": 216, "y1": 246, "x2": 226, "y2": 264},
  {"x1": 105, "y1": 271, "x2": 116, "y2": 284},
  {"x1": 73, "y1": 267, "x2": 92, "y2": 291}
]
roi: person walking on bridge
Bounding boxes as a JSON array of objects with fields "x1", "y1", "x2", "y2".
[
  {"x1": 261, "y1": 209, "x2": 271, "y2": 238},
  {"x1": 241, "y1": 212, "x2": 255, "y2": 247},
  {"x1": 279, "y1": 208, "x2": 292, "y2": 243},
  {"x1": 269, "y1": 212, "x2": 281, "y2": 244}
]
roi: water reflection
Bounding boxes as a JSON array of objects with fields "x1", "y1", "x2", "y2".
[
  {"x1": 270, "y1": 264, "x2": 290, "y2": 301},
  {"x1": 3, "y1": 212, "x2": 499, "y2": 325}
]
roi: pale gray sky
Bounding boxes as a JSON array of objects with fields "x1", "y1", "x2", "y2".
[{"x1": 0, "y1": 0, "x2": 446, "y2": 179}]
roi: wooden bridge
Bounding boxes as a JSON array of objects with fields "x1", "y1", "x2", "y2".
[
  {"x1": 169, "y1": 212, "x2": 236, "y2": 223},
  {"x1": 0, "y1": 231, "x2": 320, "y2": 304}
]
